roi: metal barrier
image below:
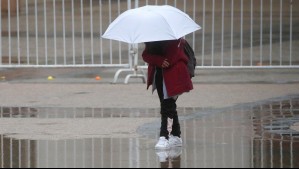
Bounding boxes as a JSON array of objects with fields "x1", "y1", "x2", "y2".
[
  {"x1": 0, "y1": 0, "x2": 298, "y2": 81},
  {"x1": 0, "y1": 0, "x2": 131, "y2": 68}
]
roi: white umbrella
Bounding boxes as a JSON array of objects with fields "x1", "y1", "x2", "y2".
[{"x1": 102, "y1": 5, "x2": 201, "y2": 44}]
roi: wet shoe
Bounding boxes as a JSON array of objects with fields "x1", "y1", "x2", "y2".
[
  {"x1": 169, "y1": 135, "x2": 183, "y2": 147},
  {"x1": 155, "y1": 137, "x2": 170, "y2": 150},
  {"x1": 155, "y1": 150, "x2": 169, "y2": 162}
]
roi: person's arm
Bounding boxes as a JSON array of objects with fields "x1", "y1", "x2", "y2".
[{"x1": 142, "y1": 49, "x2": 168, "y2": 68}]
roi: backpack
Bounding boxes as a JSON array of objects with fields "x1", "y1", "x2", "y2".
[{"x1": 183, "y1": 40, "x2": 197, "y2": 78}]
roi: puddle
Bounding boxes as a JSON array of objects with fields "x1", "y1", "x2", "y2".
[{"x1": 0, "y1": 97, "x2": 298, "y2": 168}]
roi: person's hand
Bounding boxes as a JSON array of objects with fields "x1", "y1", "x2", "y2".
[{"x1": 162, "y1": 59, "x2": 170, "y2": 68}]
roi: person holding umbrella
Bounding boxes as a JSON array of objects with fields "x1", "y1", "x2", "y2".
[
  {"x1": 102, "y1": 5, "x2": 201, "y2": 150},
  {"x1": 142, "y1": 38, "x2": 193, "y2": 149}
]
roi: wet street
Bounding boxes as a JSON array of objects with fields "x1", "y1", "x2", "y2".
[
  {"x1": 0, "y1": 96, "x2": 298, "y2": 168},
  {"x1": 0, "y1": 0, "x2": 298, "y2": 168}
]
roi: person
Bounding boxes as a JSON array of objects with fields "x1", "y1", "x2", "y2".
[{"x1": 142, "y1": 38, "x2": 193, "y2": 149}]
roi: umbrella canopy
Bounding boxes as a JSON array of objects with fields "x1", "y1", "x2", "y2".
[{"x1": 102, "y1": 5, "x2": 201, "y2": 44}]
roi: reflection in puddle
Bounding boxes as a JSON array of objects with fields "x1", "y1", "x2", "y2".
[{"x1": 0, "y1": 97, "x2": 298, "y2": 168}]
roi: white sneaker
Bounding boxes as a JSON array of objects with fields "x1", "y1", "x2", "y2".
[
  {"x1": 155, "y1": 137, "x2": 170, "y2": 150},
  {"x1": 169, "y1": 135, "x2": 183, "y2": 147}
]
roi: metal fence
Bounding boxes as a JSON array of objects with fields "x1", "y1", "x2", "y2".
[{"x1": 0, "y1": 0, "x2": 298, "y2": 69}]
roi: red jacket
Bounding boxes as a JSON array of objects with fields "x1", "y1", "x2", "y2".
[{"x1": 142, "y1": 39, "x2": 193, "y2": 97}]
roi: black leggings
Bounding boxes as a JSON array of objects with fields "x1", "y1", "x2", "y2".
[{"x1": 155, "y1": 68, "x2": 181, "y2": 139}]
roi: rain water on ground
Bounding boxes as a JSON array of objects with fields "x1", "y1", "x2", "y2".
[{"x1": 0, "y1": 96, "x2": 298, "y2": 168}]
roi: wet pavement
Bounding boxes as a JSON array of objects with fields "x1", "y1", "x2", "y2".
[
  {"x1": 0, "y1": 96, "x2": 298, "y2": 168},
  {"x1": 0, "y1": 67, "x2": 299, "y2": 168}
]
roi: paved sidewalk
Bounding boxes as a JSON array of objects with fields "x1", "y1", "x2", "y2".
[
  {"x1": 1, "y1": 82, "x2": 299, "y2": 109},
  {"x1": 0, "y1": 68, "x2": 299, "y2": 109},
  {"x1": 1, "y1": 68, "x2": 299, "y2": 137}
]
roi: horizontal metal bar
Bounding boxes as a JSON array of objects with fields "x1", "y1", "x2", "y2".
[
  {"x1": 1, "y1": 65, "x2": 298, "y2": 69},
  {"x1": 0, "y1": 64, "x2": 130, "y2": 68},
  {"x1": 195, "y1": 66, "x2": 299, "y2": 69},
  {"x1": 138, "y1": 65, "x2": 299, "y2": 69}
]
